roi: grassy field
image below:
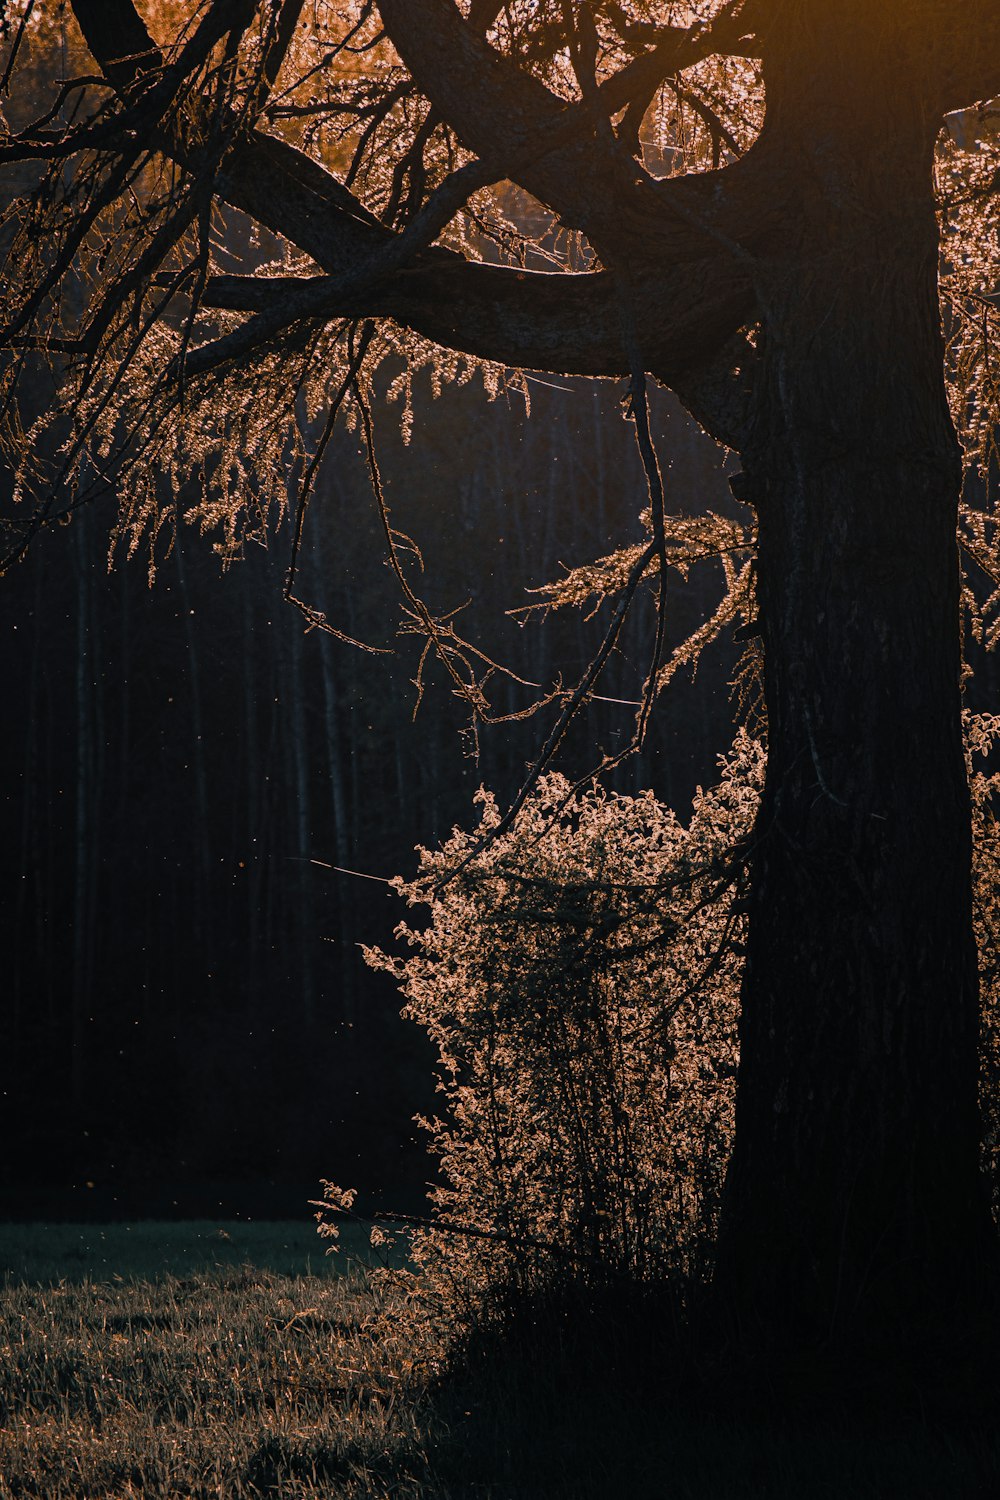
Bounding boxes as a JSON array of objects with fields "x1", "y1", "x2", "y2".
[
  {"x1": 0, "y1": 1218, "x2": 376, "y2": 1286},
  {"x1": 2, "y1": 1222, "x2": 1000, "y2": 1498},
  {"x1": 0, "y1": 1219, "x2": 440, "y2": 1499}
]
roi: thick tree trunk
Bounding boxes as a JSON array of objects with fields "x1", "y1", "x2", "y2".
[{"x1": 714, "y1": 30, "x2": 996, "y2": 1346}]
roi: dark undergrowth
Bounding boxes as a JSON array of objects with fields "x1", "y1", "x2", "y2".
[
  {"x1": 2, "y1": 1226, "x2": 1000, "y2": 1499},
  {"x1": 431, "y1": 1277, "x2": 1000, "y2": 1500}
]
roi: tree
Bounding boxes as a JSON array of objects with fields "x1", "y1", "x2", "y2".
[{"x1": 4, "y1": 0, "x2": 1000, "y2": 1353}]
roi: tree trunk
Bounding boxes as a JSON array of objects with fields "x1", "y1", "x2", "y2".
[{"x1": 715, "y1": 28, "x2": 996, "y2": 1347}]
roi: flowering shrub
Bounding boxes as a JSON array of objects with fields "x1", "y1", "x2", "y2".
[
  {"x1": 358, "y1": 731, "x2": 763, "y2": 1322},
  {"x1": 319, "y1": 717, "x2": 1000, "y2": 1331}
]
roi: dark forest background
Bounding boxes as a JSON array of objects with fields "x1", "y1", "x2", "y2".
[{"x1": 2, "y1": 365, "x2": 750, "y2": 1221}]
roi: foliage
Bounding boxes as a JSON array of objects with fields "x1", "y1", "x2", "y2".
[
  {"x1": 2, "y1": 1, "x2": 999, "y2": 908},
  {"x1": 2, "y1": 3, "x2": 999, "y2": 566},
  {"x1": 3, "y1": 0, "x2": 997, "y2": 725},
  {"x1": 320, "y1": 718, "x2": 1000, "y2": 1334},
  {"x1": 360, "y1": 735, "x2": 757, "y2": 1311},
  {"x1": 0, "y1": 2, "x2": 524, "y2": 566},
  {"x1": 5, "y1": 3, "x2": 1000, "y2": 926}
]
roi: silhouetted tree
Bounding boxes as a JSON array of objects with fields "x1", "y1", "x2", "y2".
[{"x1": 4, "y1": 0, "x2": 1000, "y2": 1351}]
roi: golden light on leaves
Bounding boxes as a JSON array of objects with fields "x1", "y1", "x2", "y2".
[{"x1": 311, "y1": 712, "x2": 1000, "y2": 1341}]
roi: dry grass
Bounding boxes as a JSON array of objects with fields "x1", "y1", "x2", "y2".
[
  {"x1": 2, "y1": 1223, "x2": 1000, "y2": 1499},
  {"x1": 0, "y1": 1229, "x2": 438, "y2": 1499}
]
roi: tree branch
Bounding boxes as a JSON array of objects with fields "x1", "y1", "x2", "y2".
[
  {"x1": 374, "y1": 0, "x2": 762, "y2": 260},
  {"x1": 192, "y1": 259, "x2": 749, "y2": 391},
  {"x1": 64, "y1": 0, "x2": 758, "y2": 433},
  {"x1": 597, "y1": 0, "x2": 763, "y2": 118}
]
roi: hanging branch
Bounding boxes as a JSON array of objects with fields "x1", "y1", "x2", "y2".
[
  {"x1": 282, "y1": 320, "x2": 389, "y2": 650},
  {"x1": 425, "y1": 1, "x2": 756, "y2": 887},
  {"x1": 353, "y1": 369, "x2": 559, "y2": 737}
]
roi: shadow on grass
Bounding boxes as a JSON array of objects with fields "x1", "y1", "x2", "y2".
[{"x1": 420, "y1": 1281, "x2": 1000, "y2": 1500}]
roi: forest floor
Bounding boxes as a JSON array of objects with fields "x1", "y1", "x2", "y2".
[{"x1": 1, "y1": 1221, "x2": 999, "y2": 1498}]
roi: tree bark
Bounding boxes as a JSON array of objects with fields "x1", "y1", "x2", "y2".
[{"x1": 714, "y1": 19, "x2": 996, "y2": 1346}]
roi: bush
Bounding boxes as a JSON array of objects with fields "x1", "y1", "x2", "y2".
[
  {"x1": 320, "y1": 718, "x2": 1000, "y2": 1339},
  {"x1": 358, "y1": 731, "x2": 761, "y2": 1328}
]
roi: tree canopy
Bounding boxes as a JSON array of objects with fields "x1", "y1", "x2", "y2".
[{"x1": 4, "y1": 2, "x2": 999, "y2": 672}]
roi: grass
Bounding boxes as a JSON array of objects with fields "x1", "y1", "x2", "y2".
[
  {"x1": 1, "y1": 1222, "x2": 999, "y2": 1498},
  {"x1": 0, "y1": 1219, "x2": 437, "y2": 1499},
  {"x1": 0, "y1": 1218, "x2": 379, "y2": 1286}
]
